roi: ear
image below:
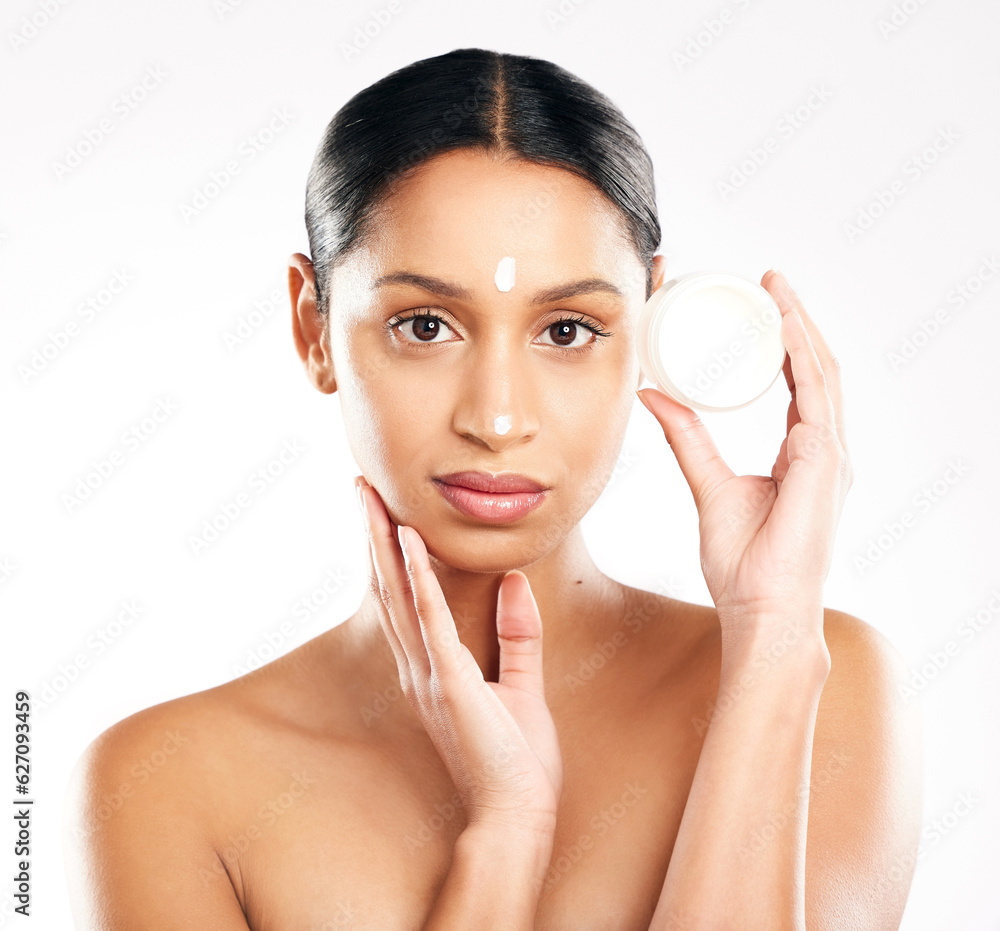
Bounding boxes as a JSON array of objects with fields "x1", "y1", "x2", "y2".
[
  {"x1": 650, "y1": 253, "x2": 668, "y2": 294},
  {"x1": 289, "y1": 253, "x2": 337, "y2": 394},
  {"x1": 636, "y1": 254, "x2": 670, "y2": 389}
]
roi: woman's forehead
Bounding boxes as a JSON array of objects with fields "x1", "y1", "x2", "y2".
[
  {"x1": 372, "y1": 149, "x2": 634, "y2": 255},
  {"x1": 320, "y1": 150, "x2": 648, "y2": 321}
]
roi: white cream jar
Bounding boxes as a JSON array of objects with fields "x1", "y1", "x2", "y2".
[{"x1": 636, "y1": 271, "x2": 786, "y2": 412}]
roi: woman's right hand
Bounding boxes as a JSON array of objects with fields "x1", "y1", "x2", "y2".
[{"x1": 356, "y1": 476, "x2": 563, "y2": 838}]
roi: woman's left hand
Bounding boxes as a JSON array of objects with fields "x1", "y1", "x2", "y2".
[{"x1": 637, "y1": 269, "x2": 853, "y2": 638}]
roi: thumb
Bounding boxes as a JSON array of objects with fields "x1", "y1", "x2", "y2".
[
  {"x1": 495, "y1": 570, "x2": 545, "y2": 699},
  {"x1": 637, "y1": 388, "x2": 734, "y2": 509}
]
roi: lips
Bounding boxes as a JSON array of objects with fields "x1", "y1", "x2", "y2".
[
  {"x1": 431, "y1": 471, "x2": 549, "y2": 523},
  {"x1": 434, "y1": 471, "x2": 547, "y2": 494}
]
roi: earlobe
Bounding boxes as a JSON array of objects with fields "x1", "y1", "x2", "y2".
[{"x1": 288, "y1": 252, "x2": 337, "y2": 394}]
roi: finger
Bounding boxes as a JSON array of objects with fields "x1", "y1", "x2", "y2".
[
  {"x1": 360, "y1": 481, "x2": 429, "y2": 678},
  {"x1": 397, "y1": 524, "x2": 464, "y2": 674},
  {"x1": 762, "y1": 270, "x2": 849, "y2": 454},
  {"x1": 762, "y1": 270, "x2": 840, "y2": 385},
  {"x1": 365, "y1": 531, "x2": 409, "y2": 674},
  {"x1": 770, "y1": 433, "x2": 791, "y2": 487},
  {"x1": 778, "y1": 306, "x2": 837, "y2": 431},
  {"x1": 361, "y1": 514, "x2": 413, "y2": 685},
  {"x1": 636, "y1": 388, "x2": 735, "y2": 509},
  {"x1": 495, "y1": 571, "x2": 545, "y2": 700},
  {"x1": 362, "y1": 526, "x2": 411, "y2": 682},
  {"x1": 780, "y1": 351, "x2": 802, "y2": 441},
  {"x1": 767, "y1": 313, "x2": 850, "y2": 534},
  {"x1": 356, "y1": 477, "x2": 406, "y2": 664}
]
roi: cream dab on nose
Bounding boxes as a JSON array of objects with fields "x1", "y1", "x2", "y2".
[
  {"x1": 494, "y1": 414, "x2": 512, "y2": 435},
  {"x1": 494, "y1": 256, "x2": 516, "y2": 292}
]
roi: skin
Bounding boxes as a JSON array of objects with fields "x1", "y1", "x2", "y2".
[{"x1": 64, "y1": 148, "x2": 923, "y2": 930}]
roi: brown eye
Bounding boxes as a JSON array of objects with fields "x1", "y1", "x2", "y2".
[
  {"x1": 537, "y1": 319, "x2": 600, "y2": 350},
  {"x1": 550, "y1": 321, "x2": 579, "y2": 347},
  {"x1": 393, "y1": 314, "x2": 456, "y2": 344},
  {"x1": 410, "y1": 317, "x2": 441, "y2": 341}
]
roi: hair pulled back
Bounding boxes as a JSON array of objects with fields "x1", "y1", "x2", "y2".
[{"x1": 304, "y1": 47, "x2": 661, "y2": 313}]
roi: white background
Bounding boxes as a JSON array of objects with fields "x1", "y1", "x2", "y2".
[{"x1": 1, "y1": 0, "x2": 998, "y2": 927}]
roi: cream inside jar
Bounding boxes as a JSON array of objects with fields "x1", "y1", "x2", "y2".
[{"x1": 636, "y1": 271, "x2": 787, "y2": 412}]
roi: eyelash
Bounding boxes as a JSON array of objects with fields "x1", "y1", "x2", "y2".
[{"x1": 385, "y1": 310, "x2": 614, "y2": 353}]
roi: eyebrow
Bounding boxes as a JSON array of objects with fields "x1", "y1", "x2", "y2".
[{"x1": 372, "y1": 271, "x2": 626, "y2": 305}]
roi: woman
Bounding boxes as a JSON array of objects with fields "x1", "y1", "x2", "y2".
[{"x1": 65, "y1": 48, "x2": 923, "y2": 929}]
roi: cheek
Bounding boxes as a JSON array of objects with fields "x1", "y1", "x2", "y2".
[
  {"x1": 337, "y1": 355, "x2": 461, "y2": 514},
  {"x1": 548, "y1": 370, "x2": 634, "y2": 482},
  {"x1": 341, "y1": 372, "x2": 434, "y2": 467},
  {"x1": 333, "y1": 335, "x2": 396, "y2": 459}
]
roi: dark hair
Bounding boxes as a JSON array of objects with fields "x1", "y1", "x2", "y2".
[{"x1": 304, "y1": 47, "x2": 661, "y2": 314}]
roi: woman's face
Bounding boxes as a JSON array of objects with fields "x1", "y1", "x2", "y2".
[{"x1": 304, "y1": 147, "x2": 662, "y2": 572}]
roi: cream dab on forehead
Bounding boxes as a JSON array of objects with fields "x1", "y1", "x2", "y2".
[{"x1": 494, "y1": 256, "x2": 516, "y2": 292}]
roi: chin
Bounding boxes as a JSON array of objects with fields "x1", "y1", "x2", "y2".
[{"x1": 420, "y1": 522, "x2": 556, "y2": 575}]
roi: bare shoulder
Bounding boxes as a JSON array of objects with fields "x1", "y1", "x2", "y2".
[
  {"x1": 815, "y1": 607, "x2": 921, "y2": 742},
  {"x1": 65, "y1": 672, "x2": 261, "y2": 825},
  {"x1": 64, "y1": 679, "x2": 261, "y2": 929},
  {"x1": 656, "y1": 600, "x2": 925, "y2": 926},
  {"x1": 806, "y1": 608, "x2": 924, "y2": 929},
  {"x1": 822, "y1": 606, "x2": 908, "y2": 666},
  {"x1": 63, "y1": 640, "x2": 344, "y2": 930}
]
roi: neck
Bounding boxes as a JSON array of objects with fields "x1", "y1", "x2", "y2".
[{"x1": 346, "y1": 524, "x2": 624, "y2": 688}]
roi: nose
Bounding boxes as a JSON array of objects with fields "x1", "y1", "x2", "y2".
[{"x1": 452, "y1": 340, "x2": 540, "y2": 451}]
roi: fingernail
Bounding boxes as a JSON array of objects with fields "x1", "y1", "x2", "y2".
[
  {"x1": 768, "y1": 268, "x2": 794, "y2": 296},
  {"x1": 397, "y1": 525, "x2": 410, "y2": 563},
  {"x1": 636, "y1": 390, "x2": 653, "y2": 413}
]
